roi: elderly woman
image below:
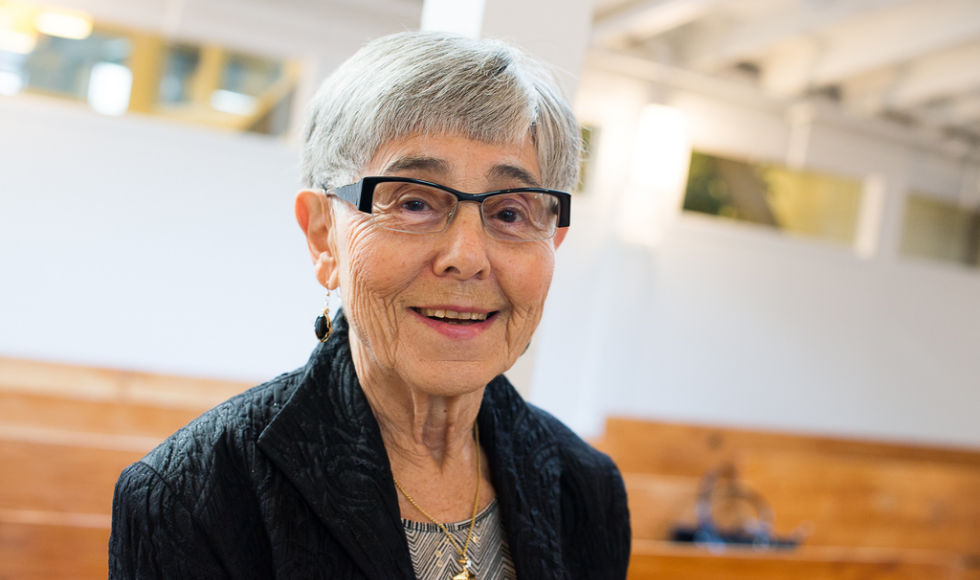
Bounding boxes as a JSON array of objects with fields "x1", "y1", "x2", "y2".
[{"x1": 109, "y1": 31, "x2": 630, "y2": 580}]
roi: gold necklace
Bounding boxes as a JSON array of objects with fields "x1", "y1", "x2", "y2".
[{"x1": 392, "y1": 424, "x2": 481, "y2": 580}]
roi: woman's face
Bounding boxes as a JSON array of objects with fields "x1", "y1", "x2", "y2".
[{"x1": 319, "y1": 133, "x2": 567, "y2": 396}]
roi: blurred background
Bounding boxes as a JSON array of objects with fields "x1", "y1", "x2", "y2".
[{"x1": 1, "y1": 0, "x2": 979, "y2": 577}]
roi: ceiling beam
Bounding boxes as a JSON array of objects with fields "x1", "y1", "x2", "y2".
[
  {"x1": 758, "y1": 0, "x2": 980, "y2": 97},
  {"x1": 585, "y1": 48, "x2": 779, "y2": 108},
  {"x1": 888, "y1": 42, "x2": 980, "y2": 109},
  {"x1": 586, "y1": 48, "x2": 980, "y2": 162},
  {"x1": 914, "y1": 94, "x2": 980, "y2": 127},
  {"x1": 592, "y1": 0, "x2": 728, "y2": 47},
  {"x1": 682, "y1": 0, "x2": 915, "y2": 71},
  {"x1": 841, "y1": 41, "x2": 980, "y2": 115}
]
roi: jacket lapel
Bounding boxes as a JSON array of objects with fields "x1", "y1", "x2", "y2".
[
  {"x1": 257, "y1": 315, "x2": 415, "y2": 580},
  {"x1": 257, "y1": 312, "x2": 566, "y2": 580},
  {"x1": 479, "y1": 376, "x2": 566, "y2": 580}
]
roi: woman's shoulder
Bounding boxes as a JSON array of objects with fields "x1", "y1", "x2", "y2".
[
  {"x1": 120, "y1": 367, "x2": 306, "y2": 492},
  {"x1": 110, "y1": 369, "x2": 311, "y2": 577}
]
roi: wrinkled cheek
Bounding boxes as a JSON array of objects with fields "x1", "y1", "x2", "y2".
[
  {"x1": 504, "y1": 311, "x2": 539, "y2": 366},
  {"x1": 347, "y1": 291, "x2": 402, "y2": 368},
  {"x1": 503, "y1": 255, "x2": 555, "y2": 361},
  {"x1": 339, "y1": 228, "x2": 412, "y2": 370}
]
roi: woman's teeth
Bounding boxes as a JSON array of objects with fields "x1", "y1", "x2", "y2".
[{"x1": 417, "y1": 308, "x2": 488, "y2": 321}]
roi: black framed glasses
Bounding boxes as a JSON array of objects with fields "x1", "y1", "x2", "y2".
[{"x1": 325, "y1": 176, "x2": 571, "y2": 242}]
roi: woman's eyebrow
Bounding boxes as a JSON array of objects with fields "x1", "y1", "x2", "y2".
[
  {"x1": 487, "y1": 164, "x2": 541, "y2": 187},
  {"x1": 383, "y1": 156, "x2": 451, "y2": 175}
]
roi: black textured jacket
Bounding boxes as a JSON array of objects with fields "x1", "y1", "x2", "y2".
[{"x1": 109, "y1": 313, "x2": 631, "y2": 579}]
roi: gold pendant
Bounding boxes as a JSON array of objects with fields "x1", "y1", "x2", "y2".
[{"x1": 452, "y1": 558, "x2": 474, "y2": 580}]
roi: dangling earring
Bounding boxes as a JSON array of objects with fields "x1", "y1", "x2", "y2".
[{"x1": 314, "y1": 289, "x2": 333, "y2": 343}]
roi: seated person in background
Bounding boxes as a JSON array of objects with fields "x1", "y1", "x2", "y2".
[{"x1": 109, "y1": 31, "x2": 630, "y2": 580}]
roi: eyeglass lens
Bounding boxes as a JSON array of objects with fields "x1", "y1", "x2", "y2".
[{"x1": 370, "y1": 181, "x2": 560, "y2": 241}]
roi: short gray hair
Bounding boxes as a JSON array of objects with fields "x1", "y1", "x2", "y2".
[{"x1": 300, "y1": 31, "x2": 581, "y2": 193}]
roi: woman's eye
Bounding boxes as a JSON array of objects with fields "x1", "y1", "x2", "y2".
[
  {"x1": 494, "y1": 207, "x2": 524, "y2": 223},
  {"x1": 401, "y1": 198, "x2": 429, "y2": 212}
]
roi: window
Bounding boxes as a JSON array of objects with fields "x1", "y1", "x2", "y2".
[
  {"x1": 0, "y1": 0, "x2": 298, "y2": 135},
  {"x1": 683, "y1": 151, "x2": 863, "y2": 244},
  {"x1": 576, "y1": 124, "x2": 597, "y2": 194},
  {"x1": 900, "y1": 194, "x2": 980, "y2": 268},
  {"x1": 158, "y1": 44, "x2": 199, "y2": 105}
]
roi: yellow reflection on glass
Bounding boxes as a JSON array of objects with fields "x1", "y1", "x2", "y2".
[
  {"x1": 764, "y1": 166, "x2": 862, "y2": 244},
  {"x1": 88, "y1": 61, "x2": 132, "y2": 115},
  {"x1": 0, "y1": 0, "x2": 298, "y2": 135},
  {"x1": 34, "y1": 10, "x2": 93, "y2": 40},
  {"x1": 683, "y1": 151, "x2": 863, "y2": 245},
  {"x1": 0, "y1": 0, "x2": 39, "y2": 54},
  {"x1": 901, "y1": 194, "x2": 980, "y2": 268}
]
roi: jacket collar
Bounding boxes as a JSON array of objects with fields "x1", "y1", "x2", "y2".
[
  {"x1": 257, "y1": 312, "x2": 564, "y2": 580},
  {"x1": 478, "y1": 377, "x2": 566, "y2": 580}
]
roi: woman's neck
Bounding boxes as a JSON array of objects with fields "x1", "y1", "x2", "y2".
[
  {"x1": 366, "y1": 375, "x2": 483, "y2": 468},
  {"x1": 350, "y1": 333, "x2": 494, "y2": 522},
  {"x1": 349, "y1": 332, "x2": 482, "y2": 467}
]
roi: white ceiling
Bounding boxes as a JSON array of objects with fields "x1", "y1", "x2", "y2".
[
  {"x1": 590, "y1": 0, "x2": 980, "y2": 147},
  {"x1": 23, "y1": 0, "x2": 979, "y2": 148},
  {"x1": 27, "y1": 0, "x2": 424, "y2": 58}
]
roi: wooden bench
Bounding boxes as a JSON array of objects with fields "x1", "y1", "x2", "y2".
[
  {"x1": 5, "y1": 356, "x2": 979, "y2": 580},
  {"x1": 594, "y1": 417, "x2": 980, "y2": 580},
  {"x1": 628, "y1": 541, "x2": 969, "y2": 580},
  {"x1": 0, "y1": 521, "x2": 110, "y2": 579},
  {"x1": 0, "y1": 357, "x2": 251, "y2": 580}
]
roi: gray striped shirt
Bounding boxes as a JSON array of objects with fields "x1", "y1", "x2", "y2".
[{"x1": 402, "y1": 498, "x2": 517, "y2": 580}]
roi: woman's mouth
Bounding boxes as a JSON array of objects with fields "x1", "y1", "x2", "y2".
[{"x1": 412, "y1": 307, "x2": 494, "y2": 325}]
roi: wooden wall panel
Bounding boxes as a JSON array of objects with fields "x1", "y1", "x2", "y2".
[
  {"x1": 0, "y1": 391, "x2": 203, "y2": 439},
  {"x1": 962, "y1": 566, "x2": 980, "y2": 580},
  {"x1": 625, "y1": 462, "x2": 980, "y2": 553},
  {"x1": 628, "y1": 542, "x2": 964, "y2": 580},
  {"x1": 622, "y1": 473, "x2": 700, "y2": 541},
  {"x1": 0, "y1": 359, "x2": 247, "y2": 580},
  {"x1": 619, "y1": 449, "x2": 980, "y2": 554},
  {"x1": 3, "y1": 369, "x2": 978, "y2": 579},
  {"x1": 595, "y1": 418, "x2": 980, "y2": 476},
  {"x1": 739, "y1": 450, "x2": 980, "y2": 555},
  {"x1": 0, "y1": 522, "x2": 109, "y2": 580},
  {"x1": 599, "y1": 418, "x2": 980, "y2": 550},
  {"x1": 0, "y1": 356, "x2": 251, "y2": 409},
  {"x1": 0, "y1": 440, "x2": 142, "y2": 514}
]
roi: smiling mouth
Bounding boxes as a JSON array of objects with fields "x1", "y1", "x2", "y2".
[{"x1": 413, "y1": 307, "x2": 494, "y2": 325}]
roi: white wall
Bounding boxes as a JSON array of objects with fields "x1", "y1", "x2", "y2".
[
  {"x1": 3, "y1": 1, "x2": 979, "y2": 449},
  {"x1": 529, "y1": 67, "x2": 980, "y2": 449},
  {"x1": 0, "y1": 96, "x2": 325, "y2": 381},
  {"x1": 0, "y1": 0, "x2": 421, "y2": 381}
]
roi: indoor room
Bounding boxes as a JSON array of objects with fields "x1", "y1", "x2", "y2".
[{"x1": 1, "y1": 0, "x2": 979, "y2": 577}]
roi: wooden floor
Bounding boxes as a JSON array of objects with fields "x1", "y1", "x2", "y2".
[{"x1": 3, "y1": 356, "x2": 980, "y2": 579}]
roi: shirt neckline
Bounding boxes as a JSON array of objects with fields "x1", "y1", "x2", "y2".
[{"x1": 401, "y1": 497, "x2": 498, "y2": 533}]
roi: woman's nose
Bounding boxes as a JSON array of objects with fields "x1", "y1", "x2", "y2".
[{"x1": 432, "y1": 202, "x2": 491, "y2": 280}]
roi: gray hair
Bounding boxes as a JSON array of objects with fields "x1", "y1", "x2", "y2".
[{"x1": 300, "y1": 31, "x2": 581, "y2": 193}]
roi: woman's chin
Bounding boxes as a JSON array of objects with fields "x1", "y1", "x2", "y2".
[{"x1": 402, "y1": 359, "x2": 505, "y2": 398}]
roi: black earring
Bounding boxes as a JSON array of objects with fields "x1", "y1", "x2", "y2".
[{"x1": 314, "y1": 289, "x2": 333, "y2": 342}]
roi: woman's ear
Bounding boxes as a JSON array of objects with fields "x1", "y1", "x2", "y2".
[
  {"x1": 553, "y1": 226, "x2": 569, "y2": 250},
  {"x1": 295, "y1": 190, "x2": 340, "y2": 289}
]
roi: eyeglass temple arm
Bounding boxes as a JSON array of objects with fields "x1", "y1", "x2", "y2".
[
  {"x1": 329, "y1": 181, "x2": 373, "y2": 213},
  {"x1": 557, "y1": 193, "x2": 571, "y2": 228}
]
